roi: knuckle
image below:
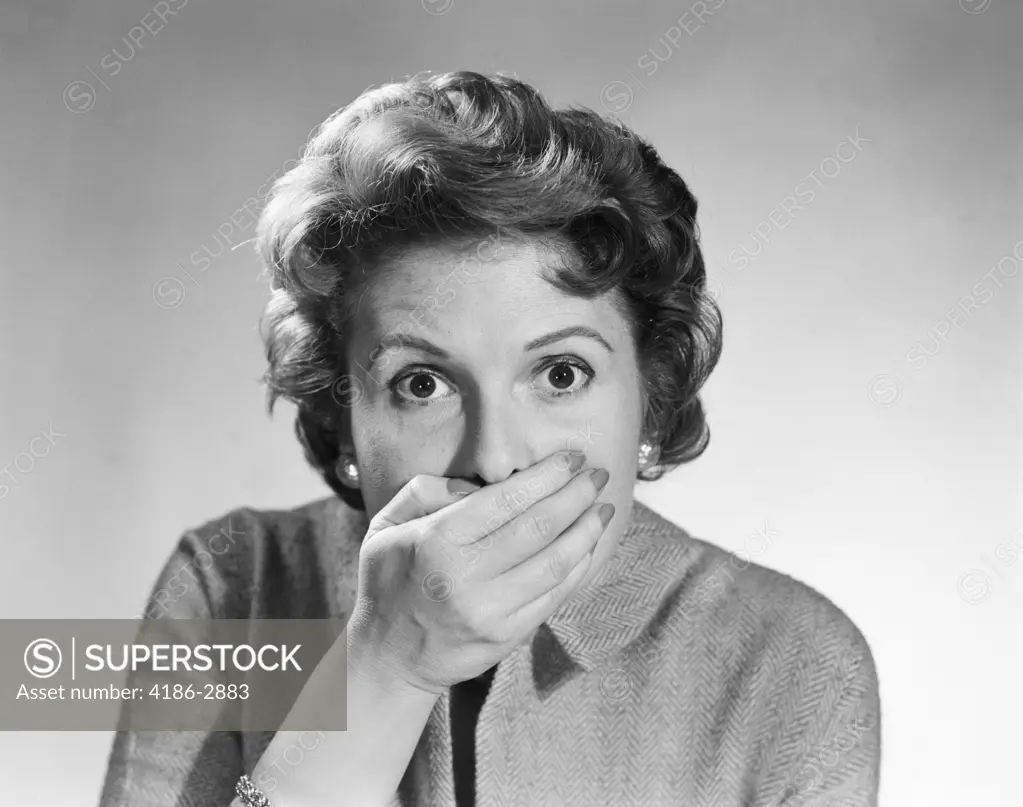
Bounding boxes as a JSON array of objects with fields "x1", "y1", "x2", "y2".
[
  {"x1": 545, "y1": 548, "x2": 571, "y2": 583},
  {"x1": 476, "y1": 602, "x2": 504, "y2": 640},
  {"x1": 493, "y1": 486, "x2": 523, "y2": 517},
  {"x1": 406, "y1": 474, "x2": 428, "y2": 505},
  {"x1": 517, "y1": 512, "x2": 542, "y2": 546},
  {"x1": 527, "y1": 512, "x2": 553, "y2": 545},
  {"x1": 478, "y1": 492, "x2": 514, "y2": 535},
  {"x1": 539, "y1": 586, "x2": 564, "y2": 615},
  {"x1": 366, "y1": 512, "x2": 389, "y2": 538},
  {"x1": 489, "y1": 622, "x2": 514, "y2": 646},
  {"x1": 479, "y1": 608, "x2": 512, "y2": 644}
]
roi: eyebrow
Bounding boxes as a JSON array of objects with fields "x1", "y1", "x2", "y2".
[
  {"x1": 524, "y1": 325, "x2": 614, "y2": 354},
  {"x1": 367, "y1": 325, "x2": 614, "y2": 370}
]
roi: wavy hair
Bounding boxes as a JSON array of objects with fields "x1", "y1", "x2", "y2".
[{"x1": 255, "y1": 70, "x2": 723, "y2": 511}]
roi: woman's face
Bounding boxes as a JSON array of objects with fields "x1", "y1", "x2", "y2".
[{"x1": 344, "y1": 236, "x2": 647, "y2": 591}]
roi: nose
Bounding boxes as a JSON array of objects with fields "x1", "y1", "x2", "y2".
[{"x1": 454, "y1": 387, "x2": 535, "y2": 487}]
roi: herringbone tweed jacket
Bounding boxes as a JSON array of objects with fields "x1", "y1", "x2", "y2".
[{"x1": 98, "y1": 496, "x2": 881, "y2": 807}]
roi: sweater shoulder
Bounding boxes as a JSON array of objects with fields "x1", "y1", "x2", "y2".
[
  {"x1": 160, "y1": 496, "x2": 366, "y2": 620},
  {"x1": 632, "y1": 502, "x2": 877, "y2": 693},
  {"x1": 738, "y1": 546, "x2": 868, "y2": 677}
]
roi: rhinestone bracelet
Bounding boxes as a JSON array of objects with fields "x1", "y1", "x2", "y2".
[{"x1": 236, "y1": 774, "x2": 273, "y2": 807}]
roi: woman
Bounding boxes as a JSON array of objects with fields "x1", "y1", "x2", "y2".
[{"x1": 99, "y1": 71, "x2": 880, "y2": 807}]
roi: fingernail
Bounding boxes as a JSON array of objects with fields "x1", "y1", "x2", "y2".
[
  {"x1": 566, "y1": 451, "x2": 586, "y2": 472},
  {"x1": 589, "y1": 468, "x2": 610, "y2": 493},
  {"x1": 598, "y1": 503, "x2": 615, "y2": 527},
  {"x1": 447, "y1": 478, "x2": 481, "y2": 496}
]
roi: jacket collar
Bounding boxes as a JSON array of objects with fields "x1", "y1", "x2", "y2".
[{"x1": 533, "y1": 499, "x2": 696, "y2": 697}]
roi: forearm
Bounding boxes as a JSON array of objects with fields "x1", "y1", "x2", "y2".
[{"x1": 247, "y1": 626, "x2": 440, "y2": 807}]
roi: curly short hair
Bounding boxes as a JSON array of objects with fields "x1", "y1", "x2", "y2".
[{"x1": 256, "y1": 70, "x2": 722, "y2": 512}]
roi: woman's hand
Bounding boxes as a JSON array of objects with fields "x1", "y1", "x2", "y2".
[{"x1": 347, "y1": 449, "x2": 614, "y2": 696}]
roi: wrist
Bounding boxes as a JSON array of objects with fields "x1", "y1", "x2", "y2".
[{"x1": 346, "y1": 611, "x2": 444, "y2": 701}]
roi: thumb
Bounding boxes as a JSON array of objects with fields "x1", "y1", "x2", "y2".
[{"x1": 365, "y1": 475, "x2": 483, "y2": 537}]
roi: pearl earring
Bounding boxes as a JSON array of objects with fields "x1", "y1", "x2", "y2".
[
  {"x1": 337, "y1": 455, "x2": 360, "y2": 487},
  {"x1": 638, "y1": 441, "x2": 659, "y2": 469}
]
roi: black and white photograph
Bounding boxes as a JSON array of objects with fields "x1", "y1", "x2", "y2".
[{"x1": 0, "y1": 1, "x2": 1020, "y2": 805}]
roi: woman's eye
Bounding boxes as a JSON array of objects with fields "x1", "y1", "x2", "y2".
[
  {"x1": 534, "y1": 360, "x2": 594, "y2": 397},
  {"x1": 391, "y1": 359, "x2": 594, "y2": 407},
  {"x1": 393, "y1": 371, "x2": 455, "y2": 405}
]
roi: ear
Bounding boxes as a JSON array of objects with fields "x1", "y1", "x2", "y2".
[{"x1": 637, "y1": 379, "x2": 654, "y2": 446}]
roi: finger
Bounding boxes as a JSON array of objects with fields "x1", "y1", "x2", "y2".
[
  {"x1": 507, "y1": 551, "x2": 594, "y2": 634},
  {"x1": 435, "y1": 449, "x2": 588, "y2": 547},
  {"x1": 367, "y1": 475, "x2": 483, "y2": 538},
  {"x1": 464, "y1": 467, "x2": 607, "y2": 579},
  {"x1": 497, "y1": 501, "x2": 614, "y2": 608},
  {"x1": 499, "y1": 546, "x2": 604, "y2": 641}
]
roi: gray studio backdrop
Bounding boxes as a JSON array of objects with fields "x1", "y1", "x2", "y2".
[{"x1": 1, "y1": 0, "x2": 1020, "y2": 804}]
